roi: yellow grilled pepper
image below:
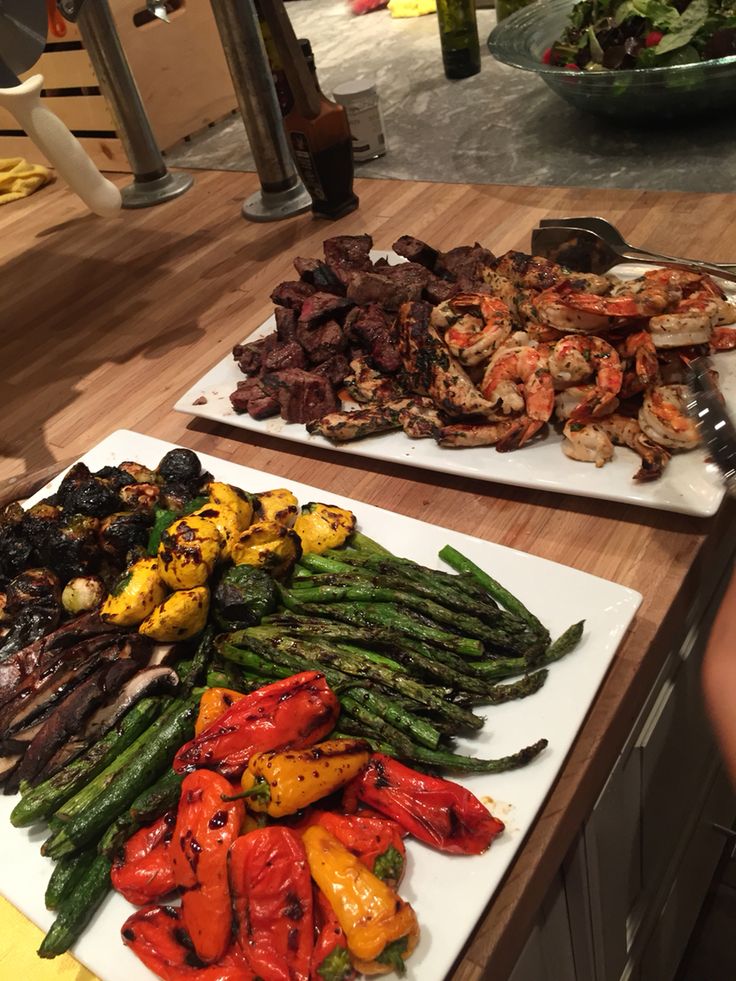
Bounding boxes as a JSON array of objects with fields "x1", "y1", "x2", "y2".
[
  {"x1": 208, "y1": 481, "x2": 254, "y2": 530},
  {"x1": 302, "y1": 825, "x2": 420, "y2": 975},
  {"x1": 100, "y1": 558, "x2": 167, "y2": 627},
  {"x1": 189, "y1": 502, "x2": 240, "y2": 560},
  {"x1": 157, "y1": 515, "x2": 222, "y2": 590},
  {"x1": 293, "y1": 502, "x2": 356, "y2": 555},
  {"x1": 257, "y1": 488, "x2": 299, "y2": 527},
  {"x1": 237, "y1": 738, "x2": 371, "y2": 818},
  {"x1": 230, "y1": 519, "x2": 302, "y2": 579},
  {"x1": 139, "y1": 586, "x2": 210, "y2": 641},
  {"x1": 195, "y1": 687, "x2": 247, "y2": 736}
]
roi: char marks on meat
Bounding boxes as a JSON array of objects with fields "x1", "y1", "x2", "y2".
[
  {"x1": 233, "y1": 334, "x2": 277, "y2": 376},
  {"x1": 275, "y1": 307, "x2": 298, "y2": 343},
  {"x1": 298, "y1": 291, "x2": 354, "y2": 328},
  {"x1": 270, "y1": 281, "x2": 316, "y2": 311},
  {"x1": 312, "y1": 354, "x2": 351, "y2": 388},
  {"x1": 345, "y1": 263, "x2": 430, "y2": 311},
  {"x1": 262, "y1": 342, "x2": 306, "y2": 373},
  {"x1": 230, "y1": 378, "x2": 279, "y2": 419},
  {"x1": 345, "y1": 304, "x2": 401, "y2": 374},
  {"x1": 436, "y1": 243, "x2": 495, "y2": 284},
  {"x1": 345, "y1": 357, "x2": 406, "y2": 404},
  {"x1": 262, "y1": 369, "x2": 339, "y2": 424},
  {"x1": 293, "y1": 257, "x2": 346, "y2": 295},
  {"x1": 297, "y1": 320, "x2": 346, "y2": 365},
  {"x1": 392, "y1": 235, "x2": 440, "y2": 271},
  {"x1": 322, "y1": 234, "x2": 374, "y2": 275}
]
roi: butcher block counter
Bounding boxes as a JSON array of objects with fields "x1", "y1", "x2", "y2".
[{"x1": 2, "y1": 172, "x2": 735, "y2": 981}]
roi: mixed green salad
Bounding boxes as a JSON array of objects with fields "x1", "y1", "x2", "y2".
[{"x1": 544, "y1": 0, "x2": 736, "y2": 69}]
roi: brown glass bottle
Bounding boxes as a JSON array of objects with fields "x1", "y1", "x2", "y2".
[{"x1": 283, "y1": 40, "x2": 359, "y2": 220}]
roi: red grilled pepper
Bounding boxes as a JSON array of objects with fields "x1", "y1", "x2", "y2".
[
  {"x1": 229, "y1": 826, "x2": 313, "y2": 981},
  {"x1": 121, "y1": 905, "x2": 254, "y2": 980},
  {"x1": 170, "y1": 771, "x2": 245, "y2": 964},
  {"x1": 174, "y1": 672, "x2": 340, "y2": 778},
  {"x1": 344, "y1": 753, "x2": 504, "y2": 855},
  {"x1": 312, "y1": 887, "x2": 354, "y2": 981},
  {"x1": 298, "y1": 810, "x2": 406, "y2": 887},
  {"x1": 111, "y1": 811, "x2": 177, "y2": 906}
]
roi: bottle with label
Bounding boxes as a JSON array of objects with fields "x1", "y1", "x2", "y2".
[
  {"x1": 435, "y1": 0, "x2": 481, "y2": 79},
  {"x1": 333, "y1": 79, "x2": 387, "y2": 163},
  {"x1": 254, "y1": 0, "x2": 293, "y2": 116},
  {"x1": 282, "y1": 39, "x2": 359, "y2": 220}
]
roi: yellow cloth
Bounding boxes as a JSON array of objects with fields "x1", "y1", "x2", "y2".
[
  {"x1": 387, "y1": 0, "x2": 436, "y2": 16},
  {"x1": 0, "y1": 157, "x2": 51, "y2": 205},
  {"x1": 0, "y1": 896, "x2": 98, "y2": 980}
]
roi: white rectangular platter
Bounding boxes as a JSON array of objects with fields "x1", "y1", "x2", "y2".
[
  {"x1": 175, "y1": 256, "x2": 735, "y2": 518},
  {"x1": 0, "y1": 430, "x2": 641, "y2": 981}
]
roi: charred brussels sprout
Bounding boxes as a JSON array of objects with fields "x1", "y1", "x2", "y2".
[
  {"x1": 0, "y1": 569, "x2": 62, "y2": 659},
  {"x1": 214, "y1": 565, "x2": 278, "y2": 628},
  {"x1": 118, "y1": 461, "x2": 159, "y2": 485},
  {"x1": 99, "y1": 511, "x2": 153, "y2": 564},
  {"x1": 33, "y1": 516, "x2": 100, "y2": 582},
  {"x1": 5, "y1": 568, "x2": 61, "y2": 615},
  {"x1": 56, "y1": 463, "x2": 120, "y2": 518},
  {"x1": 159, "y1": 484, "x2": 206, "y2": 513},
  {"x1": 119, "y1": 483, "x2": 160, "y2": 511},
  {"x1": 157, "y1": 449, "x2": 202, "y2": 485},
  {"x1": 0, "y1": 503, "x2": 34, "y2": 586},
  {"x1": 93, "y1": 466, "x2": 139, "y2": 491}
]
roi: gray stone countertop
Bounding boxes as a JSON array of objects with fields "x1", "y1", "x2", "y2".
[{"x1": 167, "y1": 0, "x2": 736, "y2": 193}]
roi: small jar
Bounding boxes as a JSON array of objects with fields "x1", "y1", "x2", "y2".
[{"x1": 332, "y1": 79, "x2": 387, "y2": 163}]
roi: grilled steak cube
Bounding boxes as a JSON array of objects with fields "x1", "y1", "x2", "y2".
[
  {"x1": 424, "y1": 277, "x2": 462, "y2": 305},
  {"x1": 270, "y1": 281, "x2": 316, "y2": 310},
  {"x1": 312, "y1": 354, "x2": 351, "y2": 388},
  {"x1": 392, "y1": 235, "x2": 439, "y2": 270},
  {"x1": 323, "y1": 234, "x2": 373, "y2": 273},
  {"x1": 435, "y1": 244, "x2": 495, "y2": 284},
  {"x1": 263, "y1": 369, "x2": 339, "y2": 423},
  {"x1": 297, "y1": 320, "x2": 346, "y2": 365},
  {"x1": 233, "y1": 333, "x2": 278, "y2": 376},
  {"x1": 230, "y1": 378, "x2": 279, "y2": 419},
  {"x1": 345, "y1": 304, "x2": 401, "y2": 374},
  {"x1": 294, "y1": 257, "x2": 346, "y2": 295},
  {"x1": 299, "y1": 291, "x2": 354, "y2": 328},
  {"x1": 345, "y1": 263, "x2": 429, "y2": 310},
  {"x1": 262, "y1": 341, "x2": 306, "y2": 373},
  {"x1": 275, "y1": 306, "x2": 298, "y2": 343}
]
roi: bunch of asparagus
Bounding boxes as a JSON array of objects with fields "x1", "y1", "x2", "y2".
[{"x1": 215, "y1": 533, "x2": 584, "y2": 774}]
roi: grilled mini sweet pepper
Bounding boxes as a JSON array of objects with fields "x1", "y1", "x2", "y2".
[
  {"x1": 312, "y1": 886, "x2": 354, "y2": 981},
  {"x1": 233, "y1": 739, "x2": 371, "y2": 818},
  {"x1": 299, "y1": 810, "x2": 406, "y2": 887},
  {"x1": 121, "y1": 905, "x2": 254, "y2": 980},
  {"x1": 344, "y1": 753, "x2": 504, "y2": 856},
  {"x1": 111, "y1": 812, "x2": 176, "y2": 906},
  {"x1": 229, "y1": 826, "x2": 313, "y2": 981},
  {"x1": 302, "y1": 825, "x2": 419, "y2": 976},
  {"x1": 195, "y1": 688, "x2": 247, "y2": 737},
  {"x1": 174, "y1": 672, "x2": 340, "y2": 778},
  {"x1": 170, "y1": 771, "x2": 245, "y2": 964}
]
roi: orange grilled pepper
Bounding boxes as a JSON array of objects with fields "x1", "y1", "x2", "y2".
[
  {"x1": 301, "y1": 825, "x2": 419, "y2": 976},
  {"x1": 195, "y1": 688, "x2": 247, "y2": 736},
  {"x1": 170, "y1": 771, "x2": 245, "y2": 964},
  {"x1": 234, "y1": 739, "x2": 371, "y2": 818},
  {"x1": 298, "y1": 810, "x2": 406, "y2": 888},
  {"x1": 111, "y1": 812, "x2": 177, "y2": 906}
]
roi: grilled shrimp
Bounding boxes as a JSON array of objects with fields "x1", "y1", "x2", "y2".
[
  {"x1": 480, "y1": 345, "x2": 554, "y2": 446},
  {"x1": 562, "y1": 420, "x2": 614, "y2": 468},
  {"x1": 711, "y1": 326, "x2": 736, "y2": 350},
  {"x1": 534, "y1": 286, "x2": 645, "y2": 334},
  {"x1": 617, "y1": 330, "x2": 660, "y2": 397},
  {"x1": 548, "y1": 335, "x2": 622, "y2": 420},
  {"x1": 433, "y1": 293, "x2": 513, "y2": 366},
  {"x1": 554, "y1": 385, "x2": 619, "y2": 421},
  {"x1": 562, "y1": 415, "x2": 670, "y2": 481},
  {"x1": 648, "y1": 292, "x2": 720, "y2": 348},
  {"x1": 638, "y1": 384, "x2": 699, "y2": 450}
]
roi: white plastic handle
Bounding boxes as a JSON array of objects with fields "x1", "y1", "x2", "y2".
[{"x1": 0, "y1": 75, "x2": 122, "y2": 217}]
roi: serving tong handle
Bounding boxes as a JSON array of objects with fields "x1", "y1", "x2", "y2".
[
  {"x1": 686, "y1": 359, "x2": 736, "y2": 498},
  {"x1": 538, "y1": 217, "x2": 736, "y2": 274}
]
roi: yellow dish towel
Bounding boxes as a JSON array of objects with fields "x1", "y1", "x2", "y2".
[
  {"x1": 387, "y1": 0, "x2": 436, "y2": 16},
  {"x1": 0, "y1": 896, "x2": 98, "y2": 980},
  {"x1": 0, "y1": 157, "x2": 52, "y2": 205}
]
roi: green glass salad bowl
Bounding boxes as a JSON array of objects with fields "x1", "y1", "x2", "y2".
[{"x1": 488, "y1": 0, "x2": 736, "y2": 122}]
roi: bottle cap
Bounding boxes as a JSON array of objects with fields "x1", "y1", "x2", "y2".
[{"x1": 333, "y1": 78, "x2": 378, "y2": 101}]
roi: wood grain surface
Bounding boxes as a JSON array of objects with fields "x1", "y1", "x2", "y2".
[{"x1": 2, "y1": 172, "x2": 735, "y2": 979}]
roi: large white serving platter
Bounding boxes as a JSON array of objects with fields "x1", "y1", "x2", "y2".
[
  {"x1": 0, "y1": 430, "x2": 641, "y2": 981},
  {"x1": 175, "y1": 254, "x2": 735, "y2": 518}
]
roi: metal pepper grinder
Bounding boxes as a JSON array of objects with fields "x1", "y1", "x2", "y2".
[
  {"x1": 209, "y1": 0, "x2": 311, "y2": 222},
  {"x1": 60, "y1": 0, "x2": 193, "y2": 209}
]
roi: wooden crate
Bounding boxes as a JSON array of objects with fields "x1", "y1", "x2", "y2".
[{"x1": 0, "y1": 0, "x2": 236, "y2": 173}]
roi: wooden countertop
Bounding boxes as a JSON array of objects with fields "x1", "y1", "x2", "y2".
[{"x1": 3, "y1": 171, "x2": 734, "y2": 979}]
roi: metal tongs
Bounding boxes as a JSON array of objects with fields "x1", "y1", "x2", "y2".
[
  {"x1": 532, "y1": 218, "x2": 736, "y2": 285},
  {"x1": 686, "y1": 358, "x2": 736, "y2": 498}
]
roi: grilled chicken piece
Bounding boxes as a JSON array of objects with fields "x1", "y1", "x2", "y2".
[
  {"x1": 307, "y1": 399, "x2": 414, "y2": 442},
  {"x1": 398, "y1": 398, "x2": 444, "y2": 439},
  {"x1": 397, "y1": 301, "x2": 501, "y2": 419},
  {"x1": 345, "y1": 357, "x2": 406, "y2": 404},
  {"x1": 437, "y1": 420, "x2": 525, "y2": 448}
]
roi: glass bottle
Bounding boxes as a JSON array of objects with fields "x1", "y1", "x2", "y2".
[
  {"x1": 435, "y1": 0, "x2": 481, "y2": 80},
  {"x1": 283, "y1": 40, "x2": 359, "y2": 220},
  {"x1": 254, "y1": 0, "x2": 293, "y2": 116}
]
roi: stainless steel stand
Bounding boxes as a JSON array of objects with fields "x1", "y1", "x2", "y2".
[
  {"x1": 75, "y1": 0, "x2": 193, "y2": 209},
  {"x1": 209, "y1": 0, "x2": 311, "y2": 222}
]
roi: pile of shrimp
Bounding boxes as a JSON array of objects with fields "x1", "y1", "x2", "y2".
[{"x1": 433, "y1": 255, "x2": 736, "y2": 481}]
